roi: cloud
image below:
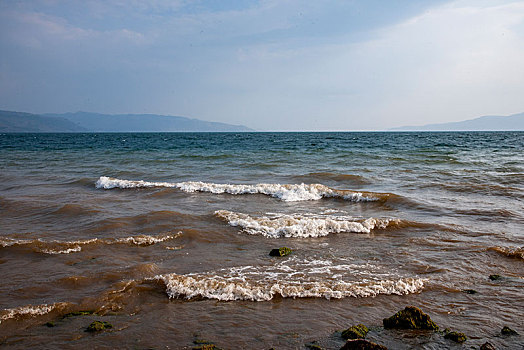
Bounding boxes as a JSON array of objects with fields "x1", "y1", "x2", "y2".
[{"x1": 0, "y1": 0, "x2": 523, "y2": 129}]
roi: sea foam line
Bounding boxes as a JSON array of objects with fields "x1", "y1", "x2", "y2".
[
  {"x1": 0, "y1": 232, "x2": 181, "y2": 254},
  {"x1": 0, "y1": 302, "x2": 70, "y2": 324},
  {"x1": 95, "y1": 176, "x2": 379, "y2": 202},
  {"x1": 152, "y1": 258, "x2": 425, "y2": 301},
  {"x1": 215, "y1": 210, "x2": 399, "y2": 238}
]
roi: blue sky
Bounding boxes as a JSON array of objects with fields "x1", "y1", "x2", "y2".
[{"x1": 1, "y1": 0, "x2": 523, "y2": 130}]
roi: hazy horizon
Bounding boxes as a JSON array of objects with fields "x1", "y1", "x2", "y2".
[{"x1": 1, "y1": 0, "x2": 524, "y2": 131}]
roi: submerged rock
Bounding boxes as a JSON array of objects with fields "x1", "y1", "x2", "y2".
[
  {"x1": 383, "y1": 306, "x2": 438, "y2": 330},
  {"x1": 305, "y1": 340, "x2": 323, "y2": 349},
  {"x1": 85, "y1": 320, "x2": 113, "y2": 332},
  {"x1": 269, "y1": 247, "x2": 292, "y2": 257},
  {"x1": 462, "y1": 289, "x2": 478, "y2": 294},
  {"x1": 45, "y1": 321, "x2": 55, "y2": 327},
  {"x1": 341, "y1": 324, "x2": 369, "y2": 340},
  {"x1": 489, "y1": 274, "x2": 502, "y2": 281},
  {"x1": 340, "y1": 339, "x2": 387, "y2": 350},
  {"x1": 444, "y1": 331, "x2": 467, "y2": 343},
  {"x1": 480, "y1": 342, "x2": 496, "y2": 350},
  {"x1": 501, "y1": 326, "x2": 518, "y2": 335},
  {"x1": 192, "y1": 345, "x2": 218, "y2": 350},
  {"x1": 63, "y1": 310, "x2": 94, "y2": 318}
]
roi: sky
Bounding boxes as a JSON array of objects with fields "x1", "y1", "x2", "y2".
[{"x1": 1, "y1": 0, "x2": 524, "y2": 131}]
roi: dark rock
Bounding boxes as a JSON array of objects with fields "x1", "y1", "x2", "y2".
[
  {"x1": 501, "y1": 326, "x2": 518, "y2": 335},
  {"x1": 305, "y1": 341, "x2": 323, "y2": 349},
  {"x1": 85, "y1": 320, "x2": 113, "y2": 332},
  {"x1": 45, "y1": 322, "x2": 55, "y2": 327},
  {"x1": 444, "y1": 331, "x2": 467, "y2": 343},
  {"x1": 489, "y1": 274, "x2": 501, "y2": 281},
  {"x1": 340, "y1": 339, "x2": 387, "y2": 350},
  {"x1": 192, "y1": 345, "x2": 218, "y2": 350},
  {"x1": 480, "y1": 342, "x2": 496, "y2": 350},
  {"x1": 462, "y1": 289, "x2": 478, "y2": 294},
  {"x1": 63, "y1": 310, "x2": 94, "y2": 318},
  {"x1": 342, "y1": 324, "x2": 369, "y2": 339},
  {"x1": 269, "y1": 247, "x2": 292, "y2": 257},
  {"x1": 383, "y1": 306, "x2": 438, "y2": 330}
]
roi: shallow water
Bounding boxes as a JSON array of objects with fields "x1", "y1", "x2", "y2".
[{"x1": 0, "y1": 132, "x2": 523, "y2": 349}]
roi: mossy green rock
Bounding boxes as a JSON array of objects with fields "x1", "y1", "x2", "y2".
[
  {"x1": 305, "y1": 341, "x2": 323, "y2": 349},
  {"x1": 85, "y1": 320, "x2": 113, "y2": 332},
  {"x1": 444, "y1": 331, "x2": 467, "y2": 343},
  {"x1": 489, "y1": 274, "x2": 501, "y2": 281},
  {"x1": 383, "y1": 306, "x2": 438, "y2": 330},
  {"x1": 45, "y1": 322, "x2": 55, "y2": 327},
  {"x1": 269, "y1": 247, "x2": 292, "y2": 257},
  {"x1": 63, "y1": 310, "x2": 94, "y2": 318},
  {"x1": 192, "y1": 345, "x2": 218, "y2": 350},
  {"x1": 340, "y1": 339, "x2": 387, "y2": 350},
  {"x1": 501, "y1": 326, "x2": 518, "y2": 335},
  {"x1": 342, "y1": 324, "x2": 369, "y2": 340}
]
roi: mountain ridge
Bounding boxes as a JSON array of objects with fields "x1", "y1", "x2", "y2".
[
  {"x1": 390, "y1": 112, "x2": 524, "y2": 131},
  {"x1": 0, "y1": 110, "x2": 253, "y2": 132}
]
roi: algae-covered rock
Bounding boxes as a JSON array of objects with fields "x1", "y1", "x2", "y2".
[
  {"x1": 480, "y1": 342, "x2": 496, "y2": 350},
  {"x1": 45, "y1": 321, "x2": 56, "y2": 327},
  {"x1": 340, "y1": 339, "x2": 387, "y2": 350},
  {"x1": 63, "y1": 310, "x2": 94, "y2": 318},
  {"x1": 85, "y1": 320, "x2": 113, "y2": 332},
  {"x1": 501, "y1": 326, "x2": 518, "y2": 335},
  {"x1": 383, "y1": 306, "x2": 438, "y2": 330},
  {"x1": 192, "y1": 345, "x2": 218, "y2": 350},
  {"x1": 341, "y1": 324, "x2": 369, "y2": 340},
  {"x1": 305, "y1": 341, "x2": 323, "y2": 349},
  {"x1": 444, "y1": 331, "x2": 467, "y2": 343},
  {"x1": 269, "y1": 247, "x2": 292, "y2": 257},
  {"x1": 462, "y1": 289, "x2": 478, "y2": 294},
  {"x1": 489, "y1": 274, "x2": 501, "y2": 281}
]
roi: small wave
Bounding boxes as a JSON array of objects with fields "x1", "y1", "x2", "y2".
[
  {"x1": 96, "y1": 176, "x2": 383, "y2": 202},
  {"x1": 215, "y1": 210, "x2": 399, "y2": 238},
  {"x1": 292, "y1": 172, "x2": 371, "y2": 186},
  {"x1": 0, "y1": 302, "x2": 70, "y2": 324},
  {"x1": 0, "y1": 232, "x2": 181, "y2": 254},
  {"x1": 152, "y1": 258, "x2": 425, "y2": 301},
  {"x1": 489, "y1": 246, "x2": 524, "y2": 260}
]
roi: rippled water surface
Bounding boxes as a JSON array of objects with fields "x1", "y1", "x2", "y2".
[{"x1": 0, "y1": 132, "x2": 523, "y2": 349}]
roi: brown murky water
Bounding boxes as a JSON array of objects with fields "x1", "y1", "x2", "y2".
[{"x1": 1, "y1": 132, "x2": 523, "y2": 349}]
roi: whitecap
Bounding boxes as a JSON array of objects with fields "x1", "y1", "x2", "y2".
[{"x1": 215, "y1": 210, "x2": 398, "y2": 238}]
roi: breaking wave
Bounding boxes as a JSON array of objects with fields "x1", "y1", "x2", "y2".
[
  {"x1": 0, "y1": 232, "x2": 181, "y2": 254},
  {"x1": 0, "y1": 302, "x2": 70, "y2": 324},
  {"x1": 489, "y1": 246, "x2": 524, "y2": 260},
  {"x1": 152, "y1": 258, "x2": 425, "y2": 301},
  {"x1": 215, "y1": 210, "x2": 399, "y2": 238},
  {"x1": 95, "y1": 176, "x2": 383, "y2": 202}
]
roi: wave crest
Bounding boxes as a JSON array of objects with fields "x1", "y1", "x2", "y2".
[
  {"x1": 0, "y1": 302, "x2": 70, "y2": 324},
  {"x1": 152, "y1": 258, "x2": 425, "y2": 301},
  {"x1": 215, "y1": 210, "x2": 398, "y2": 238},
  {"x1": 96, "y1": 176, "x2": 381, "y2": 202},
  {"x1": 0, "y1": 232, "x2": 181, "y2": 254},
  {"x1": 489, "y1": 246, "x2": 524, "y2": 260}
]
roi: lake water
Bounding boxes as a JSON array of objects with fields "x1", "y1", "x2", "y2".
[{"x1": 0, "y1": 132, "x2": 523, "y2": 349}]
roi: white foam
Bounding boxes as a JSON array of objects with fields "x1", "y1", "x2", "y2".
[
  {"x1": 0, "y1": 302, "x2": 68, "y2": 324},
  {"x1": 153, "y1": 258, "x2": 426, "y2": 301},
  {"x1": 114, "y1": 233, "x2": 180, "y2": 246},
  {"x1": 215, "y1": 210, "x2": 398, "y2": 238},
  {"x1": 0, "y1": 233, "x2": 181, "y2": 254},
  {"x1": 95, "y1": 176, "x2": 378, "y2": 202}
]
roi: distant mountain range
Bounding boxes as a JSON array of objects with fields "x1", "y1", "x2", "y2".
[
  {"x1": 0, "y1": 110, "x2": 253, "y2": 132},
  {"x1": 391, "y1": 112, "x2": 524, "y2": 131}
]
